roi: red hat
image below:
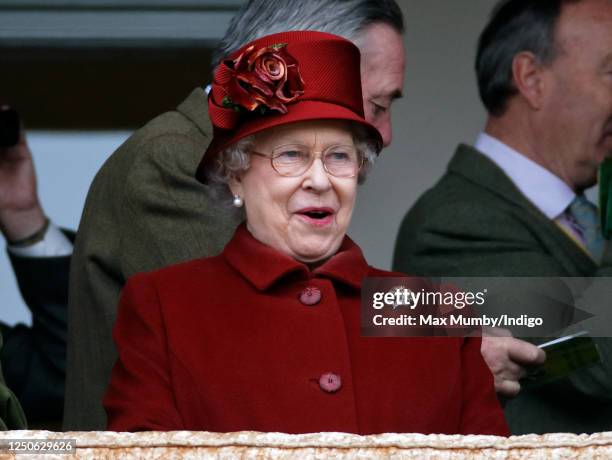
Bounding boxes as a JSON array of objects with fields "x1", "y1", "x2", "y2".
[{"x1": 196, "y1": 30, "x2": 383, "y2": 183}]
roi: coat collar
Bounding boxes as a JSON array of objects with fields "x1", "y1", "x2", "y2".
[
  {"x1": 223, "y1": 223, "x2": 370, "y2": 291},
  {"x1": 474, "y1": 133, "x2": 575, "y2": 219},
  {"x1": 176, "y1": 87, "x2": 212, "y2": 138},
  {"x1": 449, "y1": 144, "x2": 544, "y2": 213},
  {"x1": 449, "y1": 144, "x2": 597, "y2": 272}
]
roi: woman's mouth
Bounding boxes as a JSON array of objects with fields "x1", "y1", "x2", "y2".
[{"x1": 296, "y1": 207, "x2": 335, "y2": 227}]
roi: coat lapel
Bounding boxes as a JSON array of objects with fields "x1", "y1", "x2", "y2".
[{"x1": 448, "y1": 144, "x2": 596, "y2": 275}]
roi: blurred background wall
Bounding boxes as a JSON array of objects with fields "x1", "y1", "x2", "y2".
[{"x1": 0, "y1": 0, "x2": 500, "y2": 325}]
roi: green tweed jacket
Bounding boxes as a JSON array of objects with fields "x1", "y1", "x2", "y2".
[
  {"x1": 393, "y1": 144, "x2": 612, "y2": 435},
  {"x1": 65, "y1": 88, "x2": 243, "y2": 430},
  {"x1": 0, "y1": 333, "x2": 27, "y2": 430}
]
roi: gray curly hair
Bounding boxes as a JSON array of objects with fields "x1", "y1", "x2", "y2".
[{"x1": 206, "y1": 124, "x2": 378, "y2": 205}]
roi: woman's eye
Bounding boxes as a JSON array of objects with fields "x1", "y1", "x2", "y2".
[
  {"x1": 276, "y1": 149, "x2": 307, "y2": 162},
  {"x1": 280, "y1": 150, "x2": 302, "y2": 158},
  {"x1": 328, "y1": 151, "x2": 350, "y2": 161}
]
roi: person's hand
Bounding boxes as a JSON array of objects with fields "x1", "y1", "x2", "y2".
[
  {"x1": 481, "y1": 327, "x2": 546, "y2": 398},
  {"x1": 0, "y1": 126, "x2": 46, "y2": 242}
]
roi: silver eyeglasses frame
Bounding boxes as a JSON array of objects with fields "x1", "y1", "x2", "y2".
[{"x1": 249, "y1": 144, "x2": 364, "y2": 178}]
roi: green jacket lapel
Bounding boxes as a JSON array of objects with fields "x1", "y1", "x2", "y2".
[
  {"x1": 449, "y1": 144, "x2": 596, "y2": 274},
  {"x1": 449, "y1": 144, "x2": 545, "y2": 212}
]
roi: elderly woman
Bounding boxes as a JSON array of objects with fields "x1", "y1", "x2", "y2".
[{"x1": 104, "y1": 31, "x2": 508, "y2": 435}]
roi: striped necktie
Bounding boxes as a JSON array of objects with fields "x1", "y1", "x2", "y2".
[{"x1": 561, "y1": 195, "x2": 605, "y2": 264}]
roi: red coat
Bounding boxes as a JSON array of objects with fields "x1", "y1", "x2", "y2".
[{"x1": 105, "y1": 224, "x2": 508, "y2": 435}]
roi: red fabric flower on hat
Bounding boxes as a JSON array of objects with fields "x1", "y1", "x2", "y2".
[{"x1": 222, "y1": 43, "x2": 305, "y2": 114}]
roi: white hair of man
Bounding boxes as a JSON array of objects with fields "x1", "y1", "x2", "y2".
[{"x1": 211, "y1": 0, "x2": 404, "y2": 68}]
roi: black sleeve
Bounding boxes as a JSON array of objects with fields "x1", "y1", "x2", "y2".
[{"x1": 1, "y1": 229, "x2": 73, "y2": 423}]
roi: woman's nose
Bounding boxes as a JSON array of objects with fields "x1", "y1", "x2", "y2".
[{"x1": 302, "y1": 156, "x2": 332, "y2": 191}]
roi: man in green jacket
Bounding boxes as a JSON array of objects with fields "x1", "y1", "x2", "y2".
[
  {"x1": 0, "y1": 333, "x2": 27, "y2": 430},
  {"x1": 65, "y1": 0, "x2": 407, "y2": 430},
  {"x1": 394, "y1": 0, "x2": 612, "y2": 434}
]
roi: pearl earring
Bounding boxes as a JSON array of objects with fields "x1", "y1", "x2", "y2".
[{"x1": 232, "y1": 195, "x2": 244, "y2": 208}]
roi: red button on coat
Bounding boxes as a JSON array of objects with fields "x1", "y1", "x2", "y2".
[
  {"x1": 319, "y1": 373, "x2": 342, "y2": 393},
  {"x1": 299, "y1": 286, "x2": 321, "y2": 305}
]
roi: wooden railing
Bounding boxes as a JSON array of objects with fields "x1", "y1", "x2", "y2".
[{"x1": 1, "y1": 430, "x2": 611, "y2": 459}]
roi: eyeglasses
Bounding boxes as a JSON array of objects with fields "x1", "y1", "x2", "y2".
[{"x1": 250, "y1": 144, "x2": 363, "y2": 178}]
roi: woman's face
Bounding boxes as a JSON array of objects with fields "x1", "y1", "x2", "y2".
[{"x1": 230, "y1": 120, "x2": 359, "y2": 265}]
